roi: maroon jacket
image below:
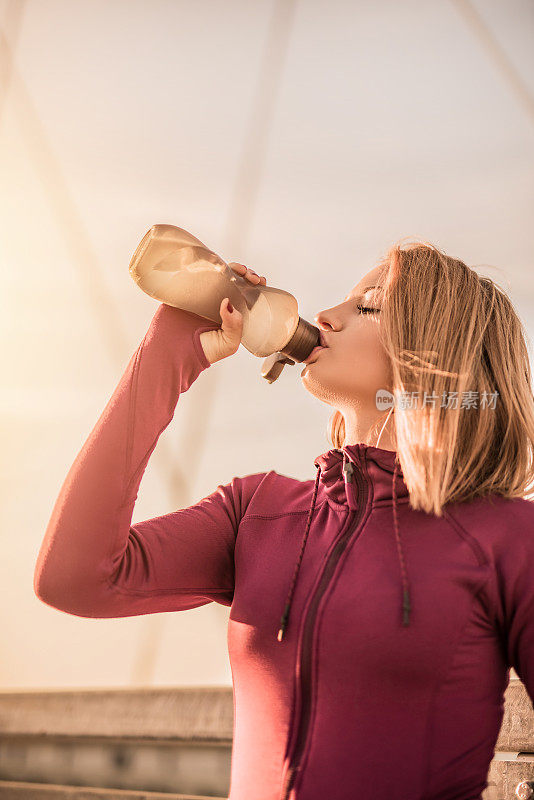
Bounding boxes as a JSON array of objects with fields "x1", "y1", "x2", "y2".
[{"x1": 34, "y1": 302, "x2": 534, "y2": 800}]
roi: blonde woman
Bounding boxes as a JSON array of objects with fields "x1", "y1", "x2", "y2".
[{"x1": 34, "y1": 242, "x2": 534, "y2": 800}]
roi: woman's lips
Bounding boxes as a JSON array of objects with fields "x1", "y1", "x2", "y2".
[{"x1": 304, "y1": 345, "x2": 327, "y2": 364}]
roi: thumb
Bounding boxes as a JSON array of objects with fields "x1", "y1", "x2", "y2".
[{"x1": 220, "y1": 296, "x2": 243, "y2": 347}]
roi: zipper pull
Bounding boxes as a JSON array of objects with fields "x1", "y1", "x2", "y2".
[{"x1": 342, "y1": 455, "x2": 354, "y2": 482}]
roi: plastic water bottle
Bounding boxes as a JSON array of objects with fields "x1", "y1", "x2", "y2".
[{"x1": 129, "y1": 224, "x2": 321, "y2": 382}]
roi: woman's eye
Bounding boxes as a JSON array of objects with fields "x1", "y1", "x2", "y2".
[{"x1": 356, "y1": 305, "x2": 380, "y2": 315}]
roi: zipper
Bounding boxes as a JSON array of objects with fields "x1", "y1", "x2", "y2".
[{"x1": 280, "y1": 451, "x2": 367, "y2": 800}]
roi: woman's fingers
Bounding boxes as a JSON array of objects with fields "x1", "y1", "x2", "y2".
[
  {"x1": 228, "y1": 261, "x2": 247, "y2": 275},
  {"x1": 228, "y1": 262, "x2": 267, "y2": 285}
]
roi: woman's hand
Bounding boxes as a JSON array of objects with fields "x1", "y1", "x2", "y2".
[{"x1": 199, "y1": 263, "x2": 267, "y2": 365}]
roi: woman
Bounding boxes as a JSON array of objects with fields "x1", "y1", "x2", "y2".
[{"x1": 34, "y1": 241, "x2": 534, "y2": 800}]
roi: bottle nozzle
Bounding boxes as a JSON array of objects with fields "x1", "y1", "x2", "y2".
[{"x1": 260, "y1": 318, "x2": 320, "y2": 382}]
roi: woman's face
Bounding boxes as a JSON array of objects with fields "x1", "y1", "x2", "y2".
[{"x1": 301, "y1": 265, "x2": 392, "y2": 415}]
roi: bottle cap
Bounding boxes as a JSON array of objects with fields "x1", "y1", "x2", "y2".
[{"x1": 282, "y1": 317, "x2": 320, "y2": 362}]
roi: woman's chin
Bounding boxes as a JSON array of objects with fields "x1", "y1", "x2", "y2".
[
  {"x1": 300, "y1": 362, "x2": 330, "y2": 398},
  {"x1": 300, "y1": 360, "x2": 319, "y2": 377}
]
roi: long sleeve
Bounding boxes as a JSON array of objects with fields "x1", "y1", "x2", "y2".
[{"x1": 33, "y1": 303, "x2": 264, "y2": 619}]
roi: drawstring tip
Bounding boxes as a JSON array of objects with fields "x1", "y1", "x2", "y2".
[
  {"x1": 402, "y1": 587, "x2": 411, "y2": 626},
  {"x1": 277, "y1": 602, "x2": 291, "y2": 642}
]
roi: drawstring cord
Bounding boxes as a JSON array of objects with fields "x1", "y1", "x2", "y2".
[
  {"x1": 377, "y1": 408, "x2": 411, "y2": 625},
  {"x1": 392, "y1": 458, "x2": 411, "y2": 626},
  {"x1": 277, "y1": 463, "x2": 322, "y2": 642}
]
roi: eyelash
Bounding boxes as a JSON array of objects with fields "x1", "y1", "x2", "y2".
[{"x1": 356, "y1": 305, "x2": 380, "y2": 315}]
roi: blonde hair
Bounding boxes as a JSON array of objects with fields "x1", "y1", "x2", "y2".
[{"x1": 327, "y1": 239, "x2": 534, "y2": 515}]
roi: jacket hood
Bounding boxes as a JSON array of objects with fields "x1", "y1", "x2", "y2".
[{"x1": 277, "y1": 442, "x2": 412, "y2": 642}]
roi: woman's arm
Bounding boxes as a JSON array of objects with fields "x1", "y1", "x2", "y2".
[{"x1": 33, "y1": 303, "x2": 265, "y2": 618}]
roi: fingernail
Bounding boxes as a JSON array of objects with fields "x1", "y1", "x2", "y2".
[{"x1": 227, "y1": 299, "x2": 233, "y2": 313}]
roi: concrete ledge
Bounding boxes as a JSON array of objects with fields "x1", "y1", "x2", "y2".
[
  {"x1": 0, "y1": 687, "x2": 233, "y2": 743},
  {"x1": 0, "y1": 781, "x2": 226, "y2": 799},
  {"x1": 496, "y1": 679, "x2": 534, "y2": 752},
  {"x1": 486, "y1": 757, "x2": 534, "y2": 799},
  {"x1": 0, "y1": 738, "x2": 231, "y2": 796}
]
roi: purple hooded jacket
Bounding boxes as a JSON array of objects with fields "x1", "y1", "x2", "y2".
[{"x1": 34, "y1": 303, "x2": 534, "y2": 800}]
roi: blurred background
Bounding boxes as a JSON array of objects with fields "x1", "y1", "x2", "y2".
[{"x1": 1, "y1": 0, "x2": 533, "y2": 694}]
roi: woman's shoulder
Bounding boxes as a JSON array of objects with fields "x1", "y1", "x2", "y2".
[
  {"x1": 445, "y1": 493, "x2": 534, "y2": 559},
  {"x1": 235, "y1": 468, "x2": 320, "y2": 519}
]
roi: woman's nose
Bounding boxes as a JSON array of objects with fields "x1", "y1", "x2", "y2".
[{"x1": 314, "y1": 310, "x2": 334, "y2": 329}]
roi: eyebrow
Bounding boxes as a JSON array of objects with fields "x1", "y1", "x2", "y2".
[{"x1": 344, "y1": 285, "x2": 381, "y2": 301}]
